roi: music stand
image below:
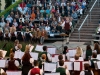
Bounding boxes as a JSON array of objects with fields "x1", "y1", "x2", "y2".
[{"x1": 60, "y1": 33, "x2": 68, "y2": 51}]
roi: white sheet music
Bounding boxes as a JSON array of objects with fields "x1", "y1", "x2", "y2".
[
  {"x1": 97, "y1": 54, "x2": 100, "y2": 60},
  {"x1": 35, "y1": 45, "x2": 43, "y2": 52},
  {"x1": 6, "y1": 71, "x2": 22, "y2": 75},
  {"x1": 0, "y1": 50, "x2": 7, "y2": 58},
  {"x1": 0, "y1": 60, "x2": 6, "y2": 68},
  {"x1": 14, "y1": 51, "x2": 24, "y2": 59},
  {"x1": 30, "y1": 52, "x2": 38, "y2": 60},
  {"x1": 74, "y1": 62, "x2": 80, "y2": 71},
  {"x1": 69, "y1": 50, "x2": 76, "y2": 57},
  {"x1": 52, "y1": 55, "x2": 65, "y2": 62},
  {"x1": 44, "y1": 62, "x2": 57, "y2": 71},
  {"x1": 29, "y1": 44, "x2": 34, "y2": 52},
  {"x1": 50, "y1": 34, "x2": 54, "y2": 37},
  {"x1": 44, "y1": 73, "x2": 60, "y2": 75},
  {"x1": 64, "y1": 62, "x2": 73, "y2": 70},
  {"x1": 97, "y1": 61, "x2": 100, "y2": 69},
  {"x1": 47, "y1": 48, "x2": 56, "y2": 54}
]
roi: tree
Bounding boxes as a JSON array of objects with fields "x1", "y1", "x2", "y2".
[{"x1": 5, "y1": 0, "x2": 12, "y2": 9}]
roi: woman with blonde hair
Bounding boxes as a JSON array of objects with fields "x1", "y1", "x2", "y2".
[
  {"x1": 10, "y1": 28, "x2": 17, "y2": 41},
  {"x1": 0, "y1": 51, "x2": 3, "y2": 59},
  {"x1": 4, "y1": 29, "x2": 10, "y2": 41},
  {"x1": 25, "y1": 45, "x2": 30, "y2": 52},
  {"x1": 76, "y1": 46, "x2": 83, "y2": 57}
]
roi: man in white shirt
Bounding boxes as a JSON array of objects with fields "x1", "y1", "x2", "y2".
[
  {"x1": 6, "y1": 15, "x2": 13, "y2": 23},
  {"x1": 45, "y1": 25, "x2": 50, "y2": 33}
]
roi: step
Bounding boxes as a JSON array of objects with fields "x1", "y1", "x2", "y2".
[
  {"x1": 69, "y1": 38, "x2": 92, "y2": 42},
  {"x1": 70, "y1": 36, "x2": 93, "y2": 39},
  {"x1": 77, "y1": 25, "x2": 98, "y2": 28},
  {"x1": 74, "y1": 28, "x2": 95, "y2": 31},
  {"x1": 71, "y1": 33, "x2": 93, "y2": 36},
  {"x1": 73, "y1": 30, "x2": 95, "y2": 33}
]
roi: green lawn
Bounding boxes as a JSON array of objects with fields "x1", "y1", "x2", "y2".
[{"x1": 0, "y1": 41, "x2": 41, "y2": 56}]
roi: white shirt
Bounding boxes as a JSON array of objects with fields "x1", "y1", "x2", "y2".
[
  {"x1": 6, "y1": 17, "x2": 13, "y2": 23},
  {"x1": 24, "y1": 32, "x2": 32, "y2": 37},
  {"x1": 61, "y1": 3, "x2": 66, "y2": 6},
  {"x1": 66, "y1": 53, "x2": 70, "y2": 60},
  {"x1": 0, "y1": 22, "x2": 5, "y2": 28},
  {"x1": 82, "y1": 1, "x2": 86, "y2": 6},
  {"x1": 17, "y1": 6, "x2": 22, "y2": 12},
  {"x1": 80, "y1": 70, "x2": 94, "y2": 75},
  {"x1": 13, "y1": 22, "x2": 18, "y2": 27},
  {"x1": 19, "y1": 18, "x2": 24, "y2": 22},
  {"x1": 4, "y1": 33, "x2": 11, "y2": 37},
  {"x1": 61, "y1": 21, "x2": 65, "y2": 29},
  {"x1": 28, "y1": 66, "x2": 43, "y2": 75},
  {"x1": 45, "y1": 26, "x2": 50, "y2": 33}
]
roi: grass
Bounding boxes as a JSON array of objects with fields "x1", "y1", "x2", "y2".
[{"x1": 0, "y1": 41, "x2": 42, "y2": 56}]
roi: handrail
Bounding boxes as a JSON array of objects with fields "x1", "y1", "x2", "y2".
[
  {"x1": 78, "y1": 0, "x2": 98, "y2": 42},
  {"x1": 89, "y1": 0, "x2": 98, "y2": 12},
  {"x1": 78, "y1": 15, "x2": 89, "y2": 31}
]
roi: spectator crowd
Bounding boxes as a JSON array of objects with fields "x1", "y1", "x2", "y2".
[{"x1": 0, "y1": 0, "x2": 88, "y2": 44}]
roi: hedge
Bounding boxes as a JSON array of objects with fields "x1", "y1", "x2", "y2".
[{"x1": 0, "y1": 0, "x2": 22, "y2": 17}]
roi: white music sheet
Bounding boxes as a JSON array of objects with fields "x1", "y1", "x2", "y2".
[
  {"x1": 0, "y1": 60, "x2": 6, "y2": 68},
  {"x1": 35, "y1": 45, "x2": 43, "y2": 52},
  {"x1": 14, "y1": 51, "x2": 24, "y2": 59},
  {"x1": 69, "y1": 50, "x2": 76, "y2": 57},
  {"x1": 74, "y1": 62, "x2": 80, "y2": 71},
  {"x1": 6, "y1": 71, "x2": 22, "y2": 75},
  {"x1": 44, "y1": 62, "x2": 57, "y2": 71},
  {"x1": 44, "y1": 73, "x2": 60, "y2": 75},
  {"x1": 30, "y1": 52, "x2": 38, "y2": 60},
  {"x1": 47, "y1": 48, "x2": 56, "y2": 54}
]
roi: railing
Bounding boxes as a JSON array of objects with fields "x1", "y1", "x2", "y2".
[{"x1": 78, "y1": 0, "x2": 99, "y2": 42}]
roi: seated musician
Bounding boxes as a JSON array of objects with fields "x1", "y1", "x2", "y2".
[
  {"x1": 55, "y1": 60, "x2": 70, "y2": 75},
  {"x1": 40, "y1": 29, "x2": 48, "y2": 44},
  {"x1": 76, "y1": 46, "x2": 83, "y2": 57},
  {"x1": 89, "y1": 52, "x2": 99, "y2": 75},
  {"x1": 63, "y1": 46, "x2": 69, "y2": 60},
  {"x1": 80, "y1": 63, "x2": 94, "y2": 75},
  {"x1": 10, "y1": 28, "x2": 17, "y2": 41},
  {"x1": 0, "y1": 28, "x2": 3, "y2": 41},
  {"x1": 17, "y1": 30, "x2": 24, "y2": 41},
  {"x1": 6, "y1": 53, "x2": 19, "y2": 71},
  {"x1": 4, "y1": 29, "x2": 10, "y2": 41},
  {"x1": 28, "y1": 60, "x2": 43, "y2": 75}
]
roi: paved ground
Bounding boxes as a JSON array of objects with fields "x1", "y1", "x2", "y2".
[{"x1": 44, "y1": 40, "x2": 94, "y2": 54}]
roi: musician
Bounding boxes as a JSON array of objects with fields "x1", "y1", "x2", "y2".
[
  {"x1": 10, "y1": 28, "x2": 17, "y2": 41},
  {"x1": 4, "y1": 29, "x2": 10, "y2": 41},
  {"x1": 24, "y1": 28, "x2": 32, "y2": 42},
  {"x1": 17, "y1": 31, "x2": 24, "y2": 41},
  {"x1": 35, "y1": 28, "x2": 41, "y2": 44},
  {"x1": 0, "y1": 28, "x2": 3, "y2": 41},
  {"x1": 0, "y1": 51, "x2": 3, "y2": 59},
  {"x1": 40, "y1": 29, "x2": 47, "y2": 44},
  {"x1": 6, "y1": 53, "x2": 19, "y2": 71}
]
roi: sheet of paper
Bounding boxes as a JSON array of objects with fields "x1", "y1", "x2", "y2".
[
  {"x1": 35, "y1": 45, "x2": 43, "y2": 52},
  {"x1": 74, "y1": 62, "x2": 80, "y2": 71},
  {"x1": 97, "y1": 61, "x2": 100, "y2": 69},
  {"x1": 69, "y1": 50, "x2": 76, "y2": 57},
  {"x1": 0, "y1": 60, "x2": 6, "y2": 68},
  {"x1": 47, "y1": 48, "x2": 56, "y2": 54},
  {"x1": 14, "y1": 51, "x2": 24, "y2": 59},
  {"x1": 44, "y1": 62, "x2": 57, "y2": 71},
  {"x1": 64, "y1": 62, "x2": 73, "y2": 70},
  {"x1": 29, "y1": 45, "x2": 34, "y2": 52},
  {"x1": 30, "y1": 52, "x2": 38, "y2": 60},
  {"x1": 52, "y1": 55, "x2": 65, "y2": 62},
  {"x1": 44, "y1": 73, "x2": 60, "y2": 75},
  {"x1": 0, "y1": 50, "x2": 7, "y2": 58},
  {"x1": 6, "y1": 71, "x2": 22, "y2": 75},
  {"x1": 97, "y1": 54, "x2": 100, "y2": 60}
]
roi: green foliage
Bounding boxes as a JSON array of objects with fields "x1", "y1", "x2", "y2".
[
  {"x1": 0, "y1": 0, "x2": 22, "y2": 17},
  {"x1": 5, "y1": 0, "x2": 12, "y2": 9},
  {"x1": 0, "y1": 41, "x2": 41, "y2": 57}
]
